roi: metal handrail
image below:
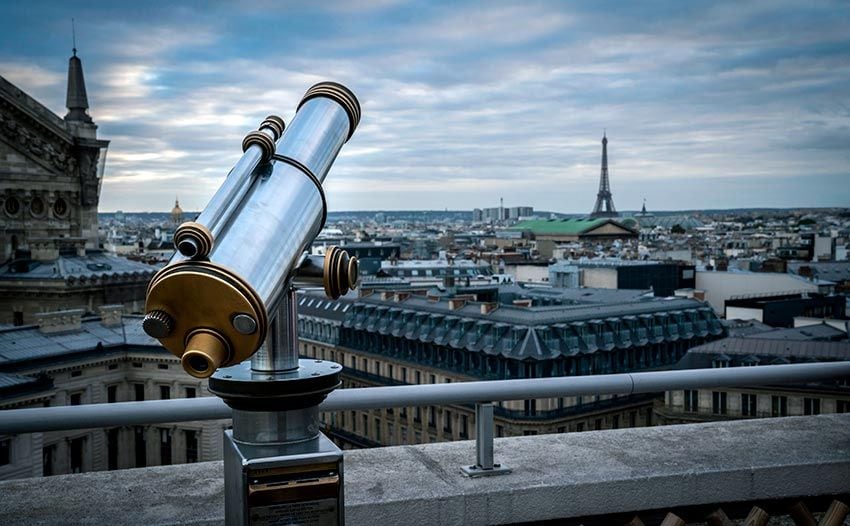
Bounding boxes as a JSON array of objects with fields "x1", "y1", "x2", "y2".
[{"x1": 1, "y1": 361, "x2": 848, "y2": 435}]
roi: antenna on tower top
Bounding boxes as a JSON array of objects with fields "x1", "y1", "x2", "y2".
[{"x1": 71, "y1": 18, "x2": 77, "y2": 56}]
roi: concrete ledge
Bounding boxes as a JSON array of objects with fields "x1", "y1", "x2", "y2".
[{"x1": 1, "y1": 415, "x2": 849, "y2": 525}]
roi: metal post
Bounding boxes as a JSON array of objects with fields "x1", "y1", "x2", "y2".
[
  {"x1": 461, "y1": 402, "x2": 511, "y2": 478},
  {"x1": 251, "y1": 287, "x2": 300, "y2": 372}
]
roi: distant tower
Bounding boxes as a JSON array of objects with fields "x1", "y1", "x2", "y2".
[{"x1": 590, "y1": 132, "x2": 618, "y2": 218}]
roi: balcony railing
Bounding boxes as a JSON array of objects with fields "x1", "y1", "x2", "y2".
[{"x1": 1, "y1": 361, "x2": 848, "y2": 434}]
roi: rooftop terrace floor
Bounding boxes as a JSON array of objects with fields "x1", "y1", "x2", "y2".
[{"x1": 1, "y1": 414, "x2": 848, "y2": 525}]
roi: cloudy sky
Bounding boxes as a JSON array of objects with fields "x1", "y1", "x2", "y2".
[{"x1": 1, "y1": 1, "x2": 848, "y2": 213}]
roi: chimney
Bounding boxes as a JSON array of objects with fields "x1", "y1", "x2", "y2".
[
  {"x1": 36, "y1": 309, "x2": 85, "y2": 334},
  {"x1": 480, "y1": 302, "x2": 499, "y2": 315},
  {"x1": 394, "y1": 292, "x2": 410, "y2": 302},
  {"x1": 358, "y1": 288, "x2": 373, "y2": 298},
  {"x1": 98, "y1": 304, "x2": 124, "y2": 327},
  {"x1": 448, "y1": 298, "x2": 467, "y2": 310}
]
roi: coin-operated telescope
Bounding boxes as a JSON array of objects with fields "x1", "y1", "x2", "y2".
[{"x1": 142, "y1": 82, "x2": 360, "y2": 525}]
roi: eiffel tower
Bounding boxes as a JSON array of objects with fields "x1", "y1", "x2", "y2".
[{"x1": 590, "y1": 132, "x2": 619, "y2": 218}]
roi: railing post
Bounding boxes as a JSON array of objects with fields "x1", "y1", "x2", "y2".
[{"x1": 461, "y1": 402, "x2": 511, "y2": 478}]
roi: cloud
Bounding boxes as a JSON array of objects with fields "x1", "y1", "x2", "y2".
[{"x1": 1, "y1": 1, "x2": 848, "y2": 213}]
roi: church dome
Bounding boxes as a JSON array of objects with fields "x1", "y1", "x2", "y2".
[{"x1": 171, "y1": 198, "x2": 184, "y2": 224}]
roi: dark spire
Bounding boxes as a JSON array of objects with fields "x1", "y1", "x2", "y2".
[{"x1": 65, "y1": 22, "x2": 92, "y2": 123}]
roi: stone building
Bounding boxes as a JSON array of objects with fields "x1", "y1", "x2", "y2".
[
  {"x1": 0, "y1": 51, "x2": 154, "y2": 325},
  {"x1": 296, "y1": 284, "x2": 725, "y2": 447},
  {"x1": 656, "y1": 328, "x2": 850, "y2": 425},
  {"x1": 0, "y1": 311, "x2": 228, "y2": 481}
]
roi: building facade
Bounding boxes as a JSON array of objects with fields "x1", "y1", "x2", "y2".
[
  {"x1": 656, "y1": 334, "x2": 850, "y2": 425},
  {"x1": 0, "y1": 52, "x2": 154, "y2": 325},
  {"x1": 0, "y1": 312, "x2": 228, "y2": 481},
  {"x1": 296, "y1": 284, "x2": 725, "y2": 447}
]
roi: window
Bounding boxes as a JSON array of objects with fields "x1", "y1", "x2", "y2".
[
  {"x1": 108, "y1": 364, "x2": 118, "y2": 370},
  {"x1": 132, "y1": 362, "x2": 143, "y2": 368},
  {"x1": 443, "y1": 410, "x2": 453, "y2": 433},
  {"x1": 415, "y1": 371, "x2": 421, "y2": 384},
  {"x1": 134, "y1": 427, "x2": 146, "y2": 468},
  {"x1": 159, "y1": 429, "x2": 172, "y2": 465},
  {"x1": 374, "y1": 361, "x2": 381, "y2": 375},
  {"x1": 42, "y1": 444, "x2": 55, "y2": 476},
  {"x1": 524, "y1": 399, "x2": 537, "y2": 416},
  {"x1": 629, "y1": 411, "x2": 637, "y2": 427},
  {"x1": 414, "y1": 407, "x2": 421, "y2": 423},
  {"x1": 107, "y1": 385, "x2": 118, "y2": 404},
  {"x1": 387, "y1": 364, "x2": 394, "y2": 380},
  {"x1": 576, "y1": 422, "x2": 585, "y2": 432},
  {"x1": 362, "y1": 358, "x2": 368, "y2": 371},
  {"x1": 70, "y1": 437, "x2": 85, "y2": 473},
  {"x1": 771, "y1": 395, "x2": 788, "y2": 417},
  {"x1": 70, "y1": 392, "x2": 82, "y2": 406},
  {"x1": 361, "y1": 415, "x2": 368, "y2": 435},
  {"x1": 838, "y1": 400, "x2": 850, "y2": 413},
  {"x1": 612, "y1": 415, "x2": 620, "y2": 429},
  {"x1": 460, "y1": 415, "x2": 468, "y2": 439},
  {"x1": 375, "y1": 420, "x2": 381, "y2": 442},
  {"x1": 185, "y1": 387, "x2": 197, "y2": 399},
  {"x1": 401, "y1": 367, "x2": 407, "y2": 383},
  {"x1": 684, "y1": 390, "x2": 699, "y2": 412},
  {"x1": 157, "y1": 364, "x2": 168, "y2": 370},
  {"x1": 428, "y1": 406, "x2": 436, "y2": 428},
  {"x1": 523, "y1": 430, "x2": 538, "y2": 436},
  {"x1": 594, "y1": 418, "x2": 603, "y2": 430},
  {"x1": 712, "y1": 391, "x2": 727, "y2": 415},
  {"x1": 134, "y1": 384, "x2": 145, "y2": 402},
  {"x1": 160, "y1": 385, "x2": 171, "y2": 400},
  {"x1": 804, "y1": 398, "x2": 821, "y2": 416},
  {"x1": 185, "y1": 430, "x2": 198, "y2": 463},
  {"x1": 741, "y1": 394, "x2": 757, "y2": 417},
  {"x1": 0, "y1": 438, "x2": 10, "y2": 466},
  {"x1": 107, "y1": 429, "x2": 119, "y2": 470},
  {"x1": 429, "y1": 374, "x2": 436, "y2": 384},
  {"x1": 71, "y1": 370, "x2": 82, "y2": 377}
]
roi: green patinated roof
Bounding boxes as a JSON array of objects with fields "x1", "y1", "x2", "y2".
[{"x1": 510, "y1": 218, "x2": 614, "y2": 235}]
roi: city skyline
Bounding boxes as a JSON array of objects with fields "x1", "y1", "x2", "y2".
[{"x1": 1, "y1": 1, "x2": 849, "y2": 213}]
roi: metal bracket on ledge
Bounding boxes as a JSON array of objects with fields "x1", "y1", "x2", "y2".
[{"x1": 461, "y1": 402, "x2": 512, "y2": 478}]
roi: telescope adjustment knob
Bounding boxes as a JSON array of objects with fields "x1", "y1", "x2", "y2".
[
  {"x1": 322, "y1": 246, "x2": 359, "y2": 300},
  {"x1": 143, "y1": 310, "x2": 175, "y2": 339}
]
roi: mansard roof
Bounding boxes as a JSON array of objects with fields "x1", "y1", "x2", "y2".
[
  {"x1": 0, "y1": 315, "x2": 161, "y2": 369},
  {"x1": 301, "y1": 285, "x2": 724, "y2": 360},
  {"x1": 0, "y1": 253, "x2": 158, "y2": 287}
]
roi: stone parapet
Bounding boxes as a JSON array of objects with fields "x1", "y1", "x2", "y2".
[{"x1": 0, "y1": 414, "x2": 848, "y2": 525}]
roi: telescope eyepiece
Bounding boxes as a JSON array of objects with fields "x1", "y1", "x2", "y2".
[{"x1": 182, "y1": 329, "x2": 229, "y2": 378}]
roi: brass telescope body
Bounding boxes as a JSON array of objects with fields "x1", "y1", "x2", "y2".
[{"x1": 142, "y1": 82, "x2": 360, "y2": 378}]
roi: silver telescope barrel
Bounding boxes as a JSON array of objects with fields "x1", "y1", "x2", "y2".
[
  {"x1": 142, "y1": 82, "x2": 360, "y2": 378},
  {"x1": 208, "y1": 89, "x2": 356, "y2": 312}
]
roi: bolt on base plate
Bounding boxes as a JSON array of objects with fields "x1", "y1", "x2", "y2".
[{"x1": 461, "y1": 464, "x2": 512, "y2": 478}]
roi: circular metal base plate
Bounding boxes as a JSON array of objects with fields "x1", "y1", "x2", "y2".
[{"x1": 209, "y1": 358, "x2": 341, "y2": 411}]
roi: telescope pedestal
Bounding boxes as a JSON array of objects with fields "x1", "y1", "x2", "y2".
[
  {"x1": 223, "y1": 427, "x2": 343, "y2": 526},
  {"x1": 212, "y1": 359, "x2": 344, "y2": 525}
]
